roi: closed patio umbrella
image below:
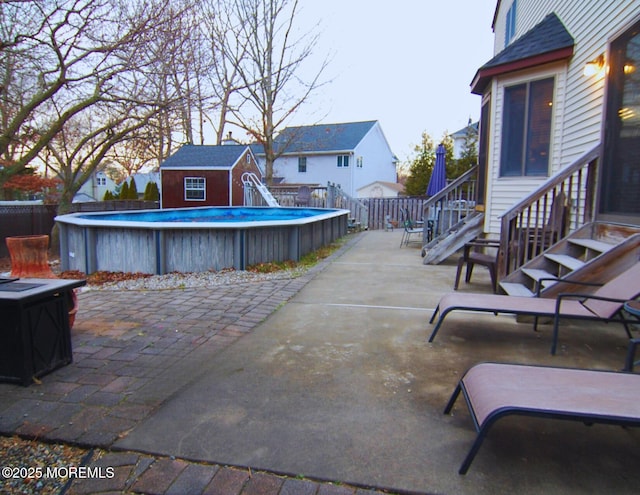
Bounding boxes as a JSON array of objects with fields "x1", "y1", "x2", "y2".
[{"x1": 426, "y1": 143, "x2": 447, "y2": 196}]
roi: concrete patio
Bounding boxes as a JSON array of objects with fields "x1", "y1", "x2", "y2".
[{"x1": 1, "y1": 229, "x2": 638, "y2": 494}]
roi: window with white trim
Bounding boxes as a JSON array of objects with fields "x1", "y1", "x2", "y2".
[
  {"x1": 500, "y1": 77, "x2": 554, "y2": 177},
  {"x1": 337, "y1": 155, "x2": 349, "y2": 167},
  {"x1": 184, "y1": 177, "x2": 205, "y2": 200},
  {"x1": 298, "y1": 156, "x2": 307, "y2": 173}
]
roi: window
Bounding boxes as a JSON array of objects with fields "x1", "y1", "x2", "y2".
[
  {"x1": 505, "y1": 0, "x2": 517, "y2": 46},
  {"x1": 184, "y1": 177, "x2": 205, "y2": 200},
  {"x1": 96, "y1": 176, "x2": 106, "y2": 186},
  {"x1": 356, "y1": 156, "x2": 363, "y2": 168},
  {"x1": 337, "y1": 155, "x2": 349, "y2": 167},
  {"x1": 500, "y1": 77, "x2": 554, "y2": 177},
  {"x1": 298, "y1": 156, "x2": 307, "y2": 173}
]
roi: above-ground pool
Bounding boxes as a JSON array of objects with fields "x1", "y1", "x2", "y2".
[{"x1": 55, "y1": 206, "x2": 349, "y2": 275}]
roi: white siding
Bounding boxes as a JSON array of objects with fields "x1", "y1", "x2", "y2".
[
  {"x1": 271, "y1": 122, "x2": 397, "y2": 196},
  {"x1": 486, "y1": 63, "x2": 568, "y2": 233},
  {"x1": 274, "y1": 154, "x2": 350, "y2": 189},
  {"x1": 352, "y1": 122, "x2": 397, "y2": 193},
  {"x1": 483, "y1": 0, "x2": 640, "y2": 234}
]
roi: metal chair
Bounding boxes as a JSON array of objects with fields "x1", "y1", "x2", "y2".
[{"x1": 400, "y1": 208, "x2": 423, "y2": 247}]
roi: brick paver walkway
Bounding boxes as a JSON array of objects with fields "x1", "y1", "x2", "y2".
[{"x1": 0, "y1": 238, "x2": 394, "y2": 494}]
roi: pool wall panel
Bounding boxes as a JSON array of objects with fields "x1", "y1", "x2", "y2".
[
  {"x1": 164, "y1": 229, "x2": 236, "y2": 273},
  {"x1": 95, "y1": 229, "x2": 156, "y2": 274},
  {"x1": 56, "y1": 208, "x2": 349, "y2": 275}
]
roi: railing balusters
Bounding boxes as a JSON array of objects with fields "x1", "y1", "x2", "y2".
[{"x1": 497, "y1": 145, "x2": 600, "y2": 279}]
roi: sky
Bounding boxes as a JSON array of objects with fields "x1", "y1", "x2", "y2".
[{"x1": 284, "y1": 0, "x2": 497, "y2": 163}]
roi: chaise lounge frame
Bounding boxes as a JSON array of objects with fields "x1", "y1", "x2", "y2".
[
  {"x1": 428, "y1": 263, "x2": 640, "y2": 354},
  {"x1": 445, "y1": 357, "x2": 640, "y2": 474}
]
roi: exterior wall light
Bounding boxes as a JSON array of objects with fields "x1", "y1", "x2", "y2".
[{"x1": 583, "y1": 54, "x2": 605, "y2": 77}]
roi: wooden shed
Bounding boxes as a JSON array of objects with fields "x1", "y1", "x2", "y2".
[{"x1": 160, "y1": 144, "x2": 261, "y2": 208}]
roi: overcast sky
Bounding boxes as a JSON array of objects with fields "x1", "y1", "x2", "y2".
[{"x1": 286, "y1": 0, "x2": 497, "y2": 162}]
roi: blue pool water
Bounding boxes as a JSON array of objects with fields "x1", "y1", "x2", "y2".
[{"x1": 78, "y1": 207, "x2": 329, "y2": 224}]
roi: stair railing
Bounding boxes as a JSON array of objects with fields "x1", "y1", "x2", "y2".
[
  {"x1": 241, "y1": 172, "x2": 280, "y2": 207},
  {"x1": 498, "y1": 145, "x2": 600, "y2": 279},
  {"x1": 327, "y1": 182, "x2": 369, "y2": 229},
  {"x1": 421, "y1": 165, "x2": 478, "y2": 249}
]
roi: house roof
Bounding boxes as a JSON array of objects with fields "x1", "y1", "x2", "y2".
[
  {"x1": 358, "y1": 181, "x2": 404, "y2": 193},
  {"x1": 272, "y1": 121, "x2": 378, "y2": 155},
  {"x1": 451, "y1": 121, "x2": 479, "y2": 139},
  {"x1": 471, "y1": 13, "x2": 575, "y2": 94},
  {"x1": 160, "y1": 144, "x2": 250, "y2": 169}
]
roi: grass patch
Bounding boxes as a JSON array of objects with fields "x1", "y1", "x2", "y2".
[{"x1": 247, "y1": 237, "x2": 346, "y2": 274}]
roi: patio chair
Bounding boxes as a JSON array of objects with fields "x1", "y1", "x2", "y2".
[
  {"x1": 444, "y1": 358, "x2": 640, "y2": 474},
  {"x1": 454, "y1": 238, "x2": 500, "y2": 293},
  {"x1": 400, "y1": 208, "x2": 424, "y2": 247},
  {"x1": 295, "y1": 185, "x2": 311, "y2": 206},
  {"x1": 428, "y1": 262, "x2": 640, "y2": 354}
]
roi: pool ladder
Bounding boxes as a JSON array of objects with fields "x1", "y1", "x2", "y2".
[{"x1": 241, "y1": 172, "x2": 280, "y2": 207}]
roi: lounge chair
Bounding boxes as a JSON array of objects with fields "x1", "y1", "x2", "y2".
[
  {"x1": 428, "y1": 262, "x2": 640, "y2": 354},
  {"x1": 444, "y1": 358, "x2": 640, "y2": 474}
]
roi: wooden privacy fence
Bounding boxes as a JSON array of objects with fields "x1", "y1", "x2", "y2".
[
  {"x1": 360, "y1": 197, "x2": 425, "y2": 230},
  {"x1": 0, "y1": 201, "x2": 159, "y2": 258},
  {"x1": 268, "y1": 183, "x2": 425, "y2": 231},
  {"x1": 2, "y1": 192, "x2": 424, "y2": 260}
]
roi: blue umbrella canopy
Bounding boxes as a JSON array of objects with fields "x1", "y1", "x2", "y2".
[{"x1": 426, "y1": 143, "x2": 447, "y2": 196}]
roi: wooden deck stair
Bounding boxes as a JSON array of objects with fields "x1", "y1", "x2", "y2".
[
  {"x1": 422, "y1": 211, "x2": 485, "y2": 265},
  {"x1": 499, "y1": 223, "x2": 640, "y2": 297}
]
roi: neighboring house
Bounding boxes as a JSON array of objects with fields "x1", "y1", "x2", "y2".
[
  {"x1": 74, "y1": 171, "x2": 116, "y2": 202},
  {"x1": 160, "y1": 144, "x2": 261, "y2": 208},
  {"x1": 131, "y1": 171, "x2": 160, "y2": 198},
  {"x1": 255, "y1": 120, "x2": 398, "y2": 197},
  {"x1": 357, "y1": 181, "x2": 404, "y2": 198},
  {"x1": 473, "y1": 0, "x2": 640, "y2": 233},
  {"x1": 450, "y1": 121, "x2": 478, "y2": 160}
]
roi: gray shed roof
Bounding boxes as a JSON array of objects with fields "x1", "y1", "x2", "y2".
[{"x1": 160, "y1": 144, "x2": 249, "y2": 169}]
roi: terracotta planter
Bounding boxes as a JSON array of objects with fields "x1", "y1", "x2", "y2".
[
  {"x1": 5, "y1": 235, "x2": 79, "y2": 327},
  {"x1": 6, "y1": 235, "x2": 57, "y2": 278}
]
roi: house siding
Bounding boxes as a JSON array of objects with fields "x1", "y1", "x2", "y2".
[
  {"x1": 161, "y1": 170, "x2": 230, "y2": 208},
  {"x1": 352, "y1": 123, "x2": 397, "y2": 193},
  {"x1": 483, "y1": 0, "x2": 640, "y2": 233},
  {"x1": 230, "y1": 149, "x2": 262, "y2": 206},
  {"x1": 269, "y1": 121, "x2": 397, "y2": 197}
]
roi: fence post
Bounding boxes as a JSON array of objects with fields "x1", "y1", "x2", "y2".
[{"x1": 327, "y1": 182, "x2": 335, "y2": 209}]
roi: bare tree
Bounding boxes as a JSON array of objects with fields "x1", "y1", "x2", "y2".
[
  {"x1": 229, "y1": 0, "x2": 328, "y2": 183},
  {"x1": 43, "y1": 98, "x2": 162, "y2": 213},
  {"x1": 198, "y1": 0, "x2": 253, "y2": 145},
  {"x1": 108, "y1": 132, "x2": 159, "y2": 178},
  {"x1": 0, "y1": 0, "x2": 173, "y2": 196}
]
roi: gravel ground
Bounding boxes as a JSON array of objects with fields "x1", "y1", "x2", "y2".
[
  {"x1": 0, "y1": 436, "x2": 88, "y2": 495},
  {"x1": 83, "y1": 266, "x2": 306, "y2": 291},
  {"x1": 1, "y1": 255, "x2": 307, "y2": 291}
]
